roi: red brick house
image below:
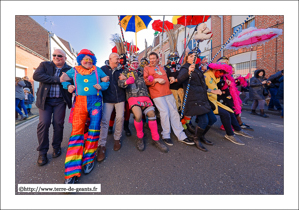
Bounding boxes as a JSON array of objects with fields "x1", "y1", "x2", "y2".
[
  {"x1": 16, "y1": 15, "x2": 78, "y2": 97},
  {"x1": 211, "y1": 15, "x2": 284, "y2": 77},
  {"x1": 138, "y1": 16, "x2": 283, "y2": 78}
]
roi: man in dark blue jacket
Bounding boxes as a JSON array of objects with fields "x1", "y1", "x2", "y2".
[
  {"x1": 33, "y1": 49, "x2": 73, "y2": 166},
  {"x1": 266, "y1": 70, "x2": 283, "y2": 111},
  {"x1": 96, "y1": 53, "x2": 127, "y2": 162}
]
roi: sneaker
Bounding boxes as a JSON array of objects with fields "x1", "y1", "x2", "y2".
[
  {"x1": 242, "y1": 103, "x2": 249, "y2": 106},
  {"x1": 18, "y1": 114, "x2": 27, "y2": 121},
  {"x1": 153, "y1": 140, "x2": 168, "y2": 153},
  {"x1": 96, "y1": 146, "x2": 106, "y2": 162},
  {"x1": 224, "y1": 134, "x2": 245, "y2": 145},
  {"x1": 178, "y1": 138, "x2": 195, "y2": 145},
  {"x1": 83, "y1": 161, "x2": 95, "y2": 174},
  {"x1": 136, "y1": 138, "x2": 145, "y2": 151},
  {"x1": 64, "y1": 176, "x2": 79, "y2": 184},
  {"x1": 240, "y1": 123, "x2": 253, "y2": 130},
  {"x1": 268, "y1": 108, "x2": 277, "y2": 111},
  {"x1": 163, "y1": 138, "x2": 173, "y2": 146},
  {"x1": 234, "y1": 130, "x2": 253, "y2": 138}
]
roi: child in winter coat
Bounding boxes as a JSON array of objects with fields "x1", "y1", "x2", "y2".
[
  {"x1": 15, "y1": 77, "x2": 28, "y2": 120},
  {"x1": 24, "y1": 88, "x2": 35, "y2": 115}
]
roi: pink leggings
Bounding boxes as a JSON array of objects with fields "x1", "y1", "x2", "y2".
[{"x1": 134, "y1": 120, "x2": 159, "y2": 141}]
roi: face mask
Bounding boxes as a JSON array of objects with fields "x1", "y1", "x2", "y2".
[
  {"x1": 214, "y1": 70, "x2": 224, "y2": 78},
  {"x1": 131, "y1": 62, "x2": 139, "y2": 70}
]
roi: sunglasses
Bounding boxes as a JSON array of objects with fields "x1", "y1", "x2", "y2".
[
  {"x1": 52, "y1": 54, "x2": 64, "y2": 58},
  {"x1": 169, "y1": 57, "x2": 179, "y2": 61},
  {"x1": 83, "y1": 58, "x2": 93, "y2": 62}
]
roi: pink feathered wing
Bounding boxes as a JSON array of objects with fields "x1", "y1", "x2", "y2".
[{"x1": 221, "y1": 75, "x2": 242, "y2": 115}]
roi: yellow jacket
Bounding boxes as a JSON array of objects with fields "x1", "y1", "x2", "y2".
[{"x1": 204, "y1": 70, "x2": 234, "y2": 114}]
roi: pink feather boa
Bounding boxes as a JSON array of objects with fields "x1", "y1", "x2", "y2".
[
  {"x1": 236, "y1": 73, "x2": 250, "y2": 87},
  {"x1": 221, "y1": 75, "x2": 242, "y2": 115}
]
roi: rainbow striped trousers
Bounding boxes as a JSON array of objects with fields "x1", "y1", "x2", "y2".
[{"x1": 65, "y1": 95, "x2": 102, "y2": 179}]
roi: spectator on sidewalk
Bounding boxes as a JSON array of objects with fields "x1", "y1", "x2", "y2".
[
  {"x1": 15, "y1": 77, "x2": 28, "y2": 120},
  {"x1": 266, "y1": 70, "x2": 283, "y2": 111},
  {"x1": 23, "y1": 76, "x2": 33, "y2": 93},
  {"x1": 276, "y1": 72, "x2": 284, "y2": 118},
  {"x1": 33, "y1": 49, "x2": 73, "y2": 166},
  {"x1": 249, "y1": 69, "x2": 269, "y2": 118},
  {"x1": 24, "y1": 88, "x2": 35, "y2": 116}
]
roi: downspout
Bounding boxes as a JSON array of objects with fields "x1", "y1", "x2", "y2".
[
  {"x1": 210, "y1": 20, "x2": 212, "y2": 61},
  {"x1": 218, "y1": 15, "x2": 223, "y2": 57},
  {"x1": 275, "y1": 21, "x2": 278, "y2": 72},
  {"x1": 49, "y1": 32, "x2": 53, "y2": 61}
]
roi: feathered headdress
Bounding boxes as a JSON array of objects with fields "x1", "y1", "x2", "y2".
[
  {"x1": 144, "y1": 39, "x2": 148, "y2": 59},
  {"x1": 140, "y1": 39, "x2": 149, "y2": 66},
  {"x1": 110, "y1": 34, "x2": 126, "y2": 56},
  {"x1": 165, "y1": 28, "x2": 179, "y2": 59},
  {"x1": 128, "y1": 41, "x2": 138, "y2": 63}
]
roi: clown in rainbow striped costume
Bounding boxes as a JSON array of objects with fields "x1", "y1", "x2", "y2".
[{"x1": 60, "y1": 49, "x2": 110, "y2": 184}]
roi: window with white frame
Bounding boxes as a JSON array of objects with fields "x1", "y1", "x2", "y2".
[
  {"x1": 234, "y1": 60, "x2": 256, "y2": 76},
  {"x1": 232, "y1": 17, "x2": 255, "y2": 37}
]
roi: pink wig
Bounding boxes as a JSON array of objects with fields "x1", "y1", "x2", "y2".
[{"x1": 208, "y1": 62, "x2": 232, "y2": 74}]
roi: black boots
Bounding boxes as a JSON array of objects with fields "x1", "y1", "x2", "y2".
[
  {"x1": 200, "y1": 125, "x2": 214, "y2": 145},
  {"x1": 250, "y1": 110, "x2": 258, "y2": 115},
  {"x1": 124, "y1": 120, "x2": 131, "y2": 136},
  {"x1": 186, "y1": 122, "x2": 196, "y2": 134},
  {"x1": 193, "y1": 126, "x2": 208, "y2": 152}
]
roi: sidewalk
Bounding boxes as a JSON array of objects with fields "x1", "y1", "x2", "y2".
[
  {"x1": 241, "y1": 100, "x2": 283, "y2": 116},
  {"x1": 15, "y1": 103, "x2": 39, "y2": 126}
]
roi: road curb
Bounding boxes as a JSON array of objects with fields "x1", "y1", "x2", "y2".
[
  {"x1": 242, "y1": 107, "x2": 282, "y2": 116},
  {"x1": 16, "y1": 116, "x2": 39, "y2": 131}
]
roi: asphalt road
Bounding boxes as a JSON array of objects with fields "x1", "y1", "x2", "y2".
[{"x1": 15, "y1": 109, "x2": 284, "y2": 195}]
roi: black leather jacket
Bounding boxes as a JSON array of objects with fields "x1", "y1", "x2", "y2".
[{"x1": 33, "y1": 61, "x2": 73, "y2": 110}]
